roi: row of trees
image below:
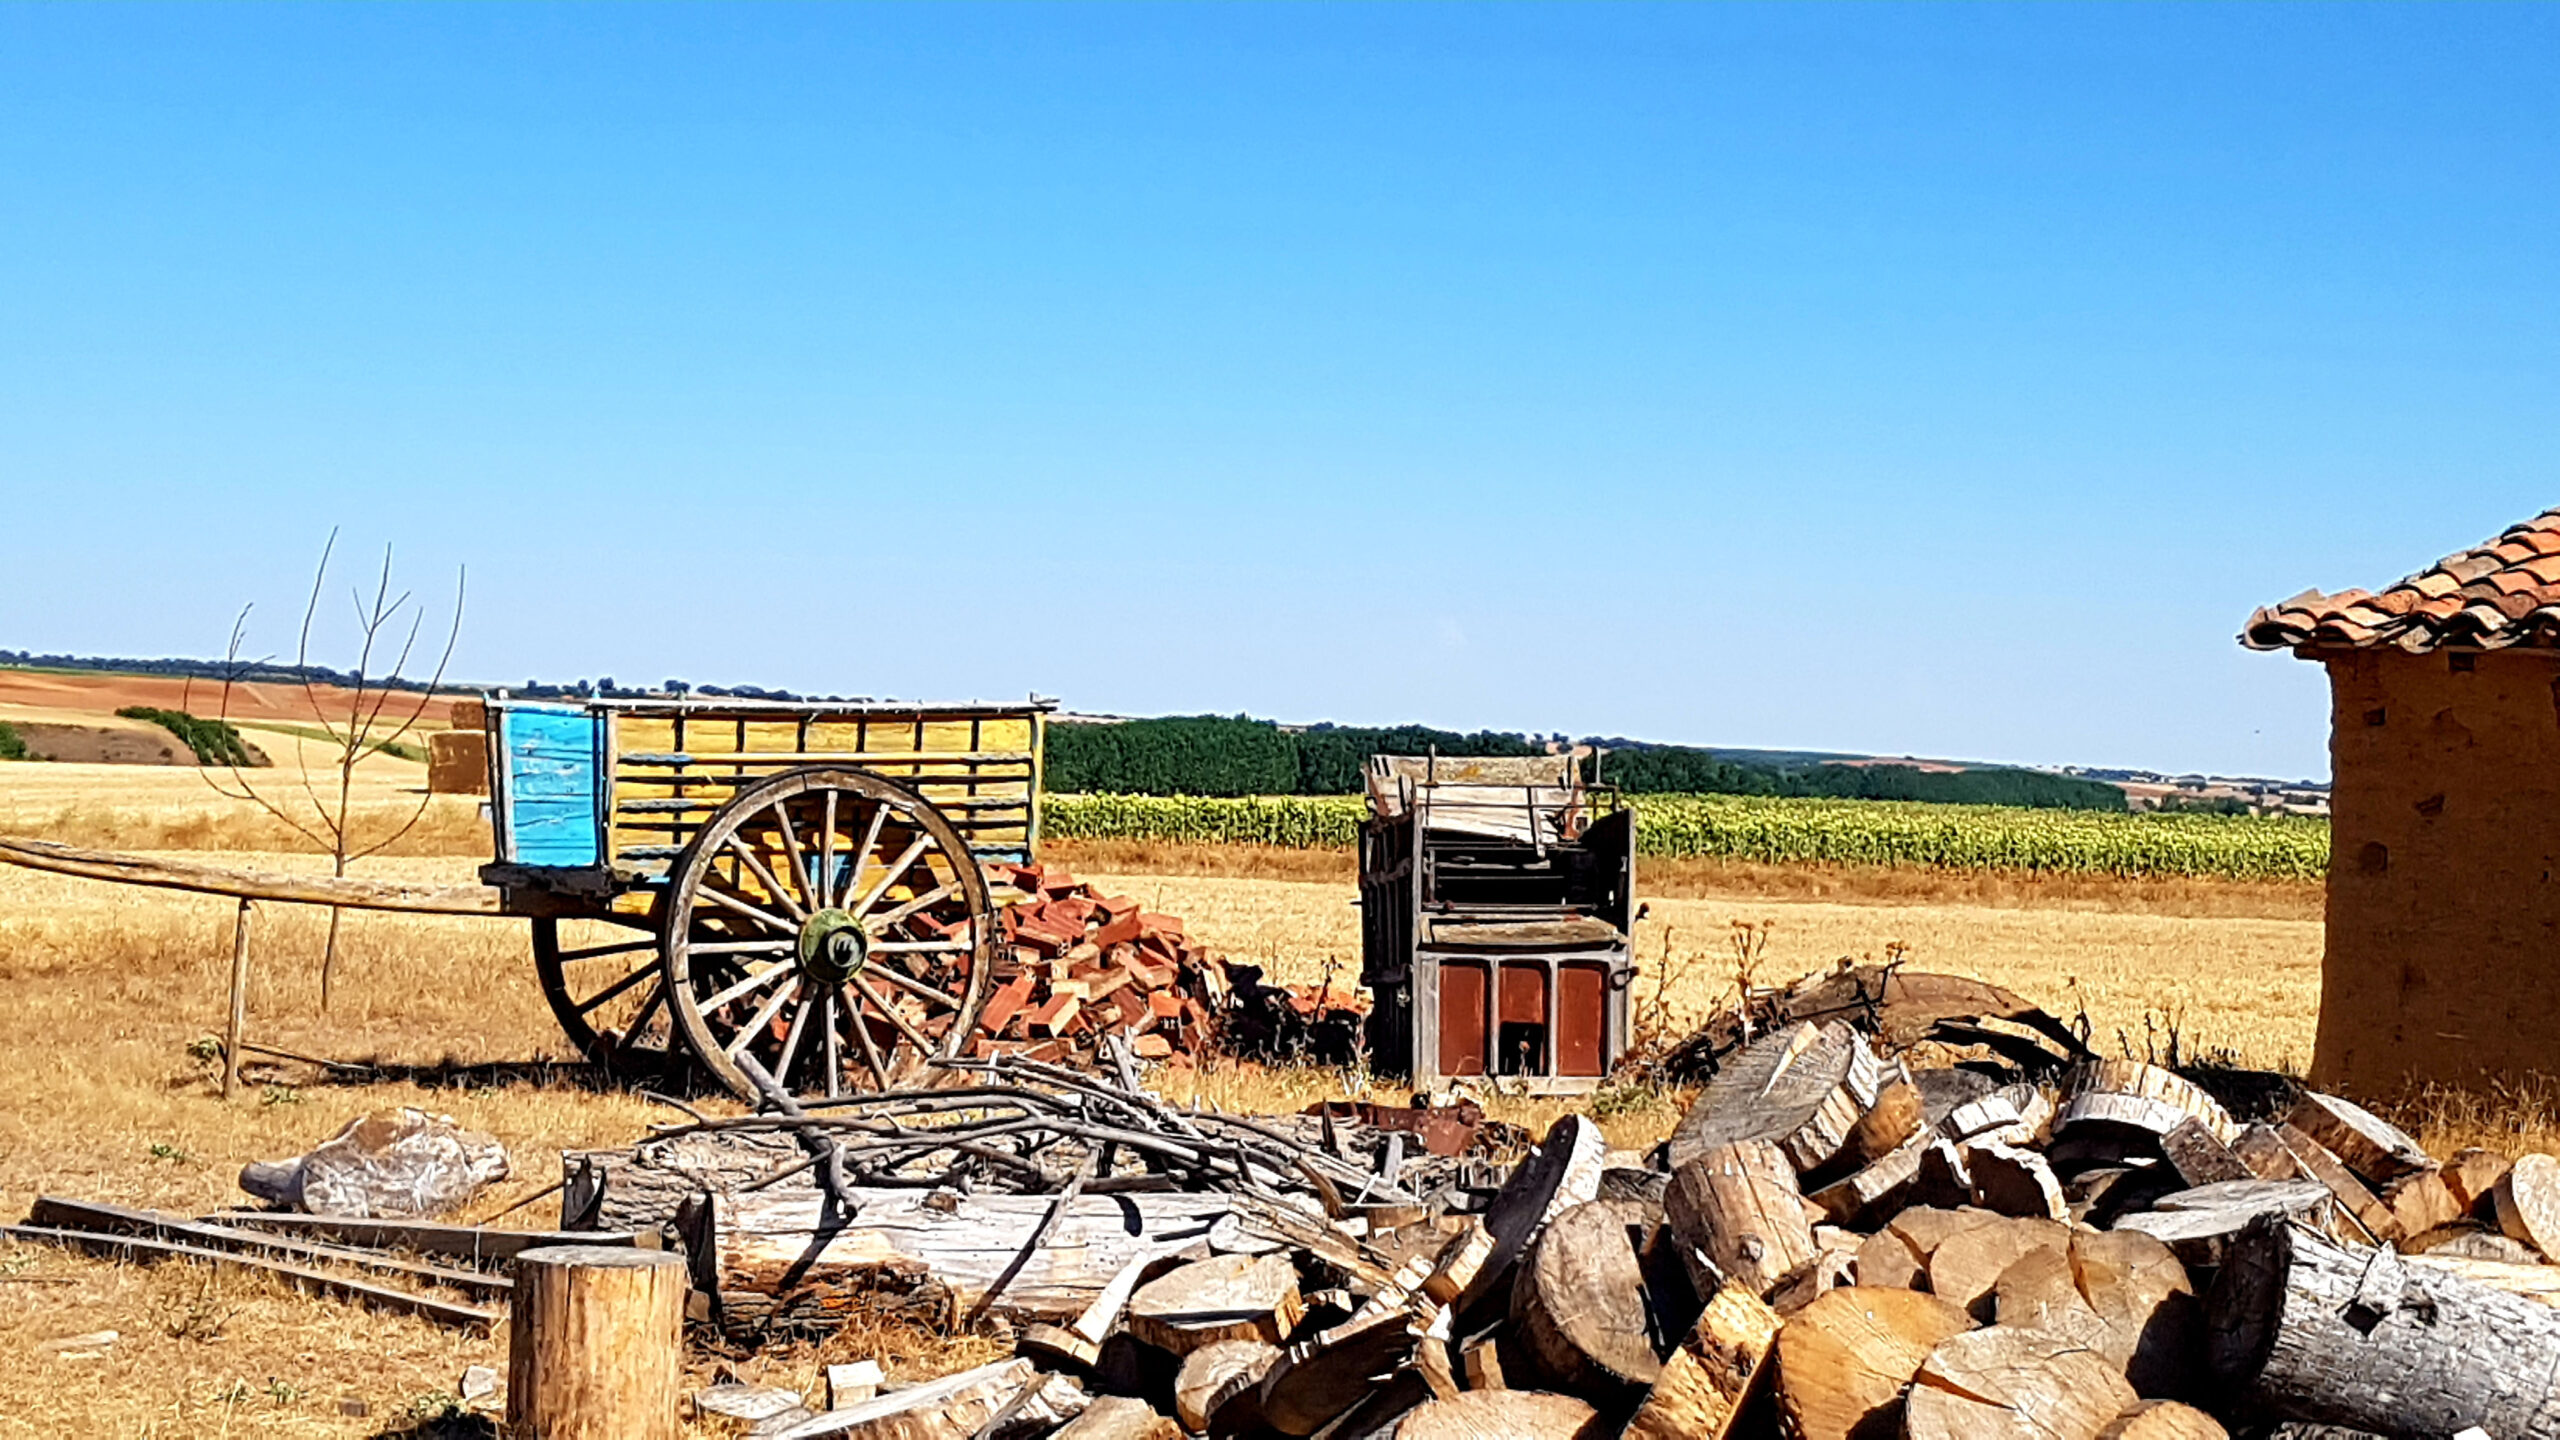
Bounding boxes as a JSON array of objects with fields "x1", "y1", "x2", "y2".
[{"x1": 1045, "y1": 715, "x2": 2130, "y2": 811}]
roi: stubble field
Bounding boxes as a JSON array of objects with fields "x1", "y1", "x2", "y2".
[{"x1": 0, "y1": 758, "x2": 2380, "y2": 1437}]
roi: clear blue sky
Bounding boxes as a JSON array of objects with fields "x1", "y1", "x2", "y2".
[{"x1": 4, "y1": 5, "x2": 2554, "y2": 781}]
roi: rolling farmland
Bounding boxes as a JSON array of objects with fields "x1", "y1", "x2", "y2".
[{"x1": 1045, "y1": 792, "x2": 2332, "y2": 881}]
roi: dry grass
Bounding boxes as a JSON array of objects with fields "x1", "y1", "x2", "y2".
[
  {"x1": 0, "y1": 799, "x2": 2542, "y2": 1435},
  {"x1": 0, "y1": 756, "x2": 488, "y2": 858}
]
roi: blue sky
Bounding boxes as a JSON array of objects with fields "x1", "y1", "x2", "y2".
[{"x1": 3, "y1": 5, "x2": 2554, "y2": 781}]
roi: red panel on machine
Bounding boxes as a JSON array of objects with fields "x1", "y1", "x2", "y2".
[
  {"x1": 1499, "y1": 962, "x2": 1548, "y2": 1026},
  {"x1": 1556, "y1": 962, "x2": 1607, "y2": 1076},
  {"x1": 1438, "y1": 961, "x2": 1489, "y2": 1076}
]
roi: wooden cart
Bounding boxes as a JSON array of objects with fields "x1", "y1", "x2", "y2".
[{"x1": 474, "y1": 696, "x2": 1051, "y2": 1102}]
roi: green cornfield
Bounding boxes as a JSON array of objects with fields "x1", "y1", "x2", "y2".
[{"x1": 1042, "y1": 793, "x2": 2331, "y2": 881}]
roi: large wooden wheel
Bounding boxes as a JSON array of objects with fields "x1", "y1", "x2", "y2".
[
  {"x1": 531, "y1": 913, "x2": 676, "y2": 1072},
  {"x1": 660, "y1": 767, "x2": 995, "y2": 1101}
]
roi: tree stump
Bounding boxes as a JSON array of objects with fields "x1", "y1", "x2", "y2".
[
  {"x1": 1772, "y1": 1286, "x2": 1970, "y2": 1440},
  {"x1": 1127, "y1": 1254, "x2": 1303, "y2": 1356},
  {"x1": 2207, "y1": 1215, "x2": 2560, "y2": 1435},
  {"x1": 1904, "y1": 1326, "x2": 2137, "y2": 1440},
  {"x1": 1665, "y1": 1140, "x2": 1816, "y2": 1299},
  {"x1": 507, "y1": 1245, "x2": 688, "y2": 1440},
  {"x1": 1393, "y1": 1389, "x2": 1603, "y2": 1440}
]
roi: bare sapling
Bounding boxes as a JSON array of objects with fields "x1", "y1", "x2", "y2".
[{"x1": 194, "y1": 530, "x2": 465, "y2": 1011}]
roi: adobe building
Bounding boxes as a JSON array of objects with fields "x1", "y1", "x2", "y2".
[{"x1": 2245, "y1": 507, "x2": 2560, "y2": 1092}]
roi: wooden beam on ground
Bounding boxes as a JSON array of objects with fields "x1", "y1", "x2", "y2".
[
  {"x1": 201, "y1": 1210, "x2": 653, "y2": 1265},
  {"x1": 0, "y1": 1223, "x2": 495, "y2": 1328},
  {"x1": 28, "y1": 1196, "x2": 511, "y2": 1299}
]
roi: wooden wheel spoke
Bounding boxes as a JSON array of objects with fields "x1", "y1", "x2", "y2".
[
  {"x1": 819, "y1": 790, "x2": 839, "y2": 915},
  {"x1": 614, "y1": 980, "x2": 670, "y2": 1050},
  {"x1": 724, "y1": 836, "x2": 808, "y2": 924},
  {"x1": 863, "y1": 963, "x2": 963, "y2": 1012},
  {"x1": 850, "y1": 834, "x2": 932, "y2": 919},
  {"x1": 842, "y1": 985, "x2": 893, "y2": 1087},
  {"x1": 819, "y1": 989, "x2": 843, "y2": 1099},
  {"x1": 555, "y1": 938, "x2": 658, "y2": 965},
  {"x1": 696, "y1": 961, "x2": 792, "y2": 1014},
  {"x1": 841, "y1": 801, "x2": 891, "y2": 909},
  {"x1": 771, "y1": 800, "x2": 815, "y2": 914},
  {"x1": 851, "y1": 977, "x2": 938, "y2": 1056},
  {"x1": 571, "y1": 960, "x2": 660, "y2": 1017},
  {"x1": 696, "y1": 876, "x2": 796, "y2": 935},
  {"x1": 870, "y1": 939, "x2": 972, "y2": 954},
  {"x1": 723, "y1": 978, "x2": 800, "y2": 1059},
  {"x1": 774, "y1": 984, "x2": 815, "y2": 1086},
  {"x1": 687, "y1": 938, "x2": 793, "y2": 956},
  {"x1": 863, "y1": 881, "x2": 959, "y2": 933}
]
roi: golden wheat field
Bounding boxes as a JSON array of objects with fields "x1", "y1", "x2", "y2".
[{"x1": 0, "y1": 763, "x2": 2513, "y2": 1437}]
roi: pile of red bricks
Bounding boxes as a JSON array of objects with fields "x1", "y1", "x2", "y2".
[{"x1": 972, "y1": 862, "x2": 1226, "y2": 1066}]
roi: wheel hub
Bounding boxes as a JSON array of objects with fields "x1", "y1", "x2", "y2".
[{"x1": 797, "y1": 907, "x2": 869, "y2": 984}]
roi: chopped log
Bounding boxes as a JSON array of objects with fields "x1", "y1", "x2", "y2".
[
  {"x1": 1804, "y1": 1129, "x2": 1929, "y2": 1227},
  {"x1": 507, "y1": 1245, "x2": 688, "y2": 1440},
  {"x1": 2410, "y1": 1229, "x2": 2542, "y2": 1265},
  {"x1": 1020, "y1": 1254, "x2": 1174, "y2": 1370},
  {"x1": 1942, "y1": 1093, "x2": 2027, "y2": 1144},
  {"x1": 1664, "y1": 1021, "x2": 1827, "y2": 1171},
  {"x1": 2275, "y1": 1125, "x2": 2399, "y2": 1245},
  {"x1": 1259, "y1": 1305, "x2": 1416, "y2": 1436},
  {"x1": 1771, "y1": 1286, "x2": 1971, "y2": 1440},
  {"x1": 1994, "y1": 1243, "x2": 2106, "y2": 1343},
  {"x1": 2286, "y1": 1093, "x2": 2432, "y2": 1187},
  {"x1": 1622, "y1": 1286, "x2": 1782, "y2": 1440},
  {"x1": 1768, "y1": 1224, "x2": 1861, "y2": 1315},
  {"x1": 1392, "y1": 1390, "x2": 1603, "y2": 1440},
  {"x1": 1455, "y1": 1116, "x2": 1605, "y2": 1315},
  {"x1": 1127, "y1": 1254, "x2": 1304, "y2": 1356},
  {"x1": 1422, "y1": 1221, "x2": 1494, "y2": 1308},
  {"x1": 1665, "y1": 1139, "x2": 1816, "y2": 1299},
  {"x1": 2070, "y1": 1229, "x2": 2202, "y2": 1398},
  {"x1": 1413, "y1": 1304, "x2": 1460, "y2": 1400},
  {"x1": 2059, "y1": 1061, "x2": 2237, "y2": 1144},
  {"x1": 1778, "y1": 1050, "x2": 1910, "y2": 1177},
  {"x1": 708, "y1": 1185, "x2": 1232, "y2": 1329},
  {"x1": 2207, "y1": 1216, "x2": 2560, "y2": 1436},
  {"x1": 1320, "y1": 1371, "x2": 1430, "y2": 1440},
  {"x1": 1927, "y1": 1216, "x2": 2071, "y2": 1321},
  {"x1": 2402, "y1": 1252, "x2": 2560, "y2": 1307},
  {"x1": 1051, "y1": 1396, "x2": 1178, "y2": 1440},
  {"x1": 1176, "y1": 1342, "x2": 1278, "y2": 1433},
  {"x1": 2444, "y1": 1148, "x2": 2513, "y2": 1216},
  {"x1": 2379, "y1": 1170, "x2": 2462, "y2": 1243},
  {"x1": 1903, "y1": 1326, "x2": 2138, "y2": 1440},
  {"x1": 2098, "y1": 1401, "x2": 2228, "y2": 1440},
  {"x1": 2230, "y1": 1124, "x2": 2303, "y2": 1182},
  {"x1": 1889, "y1": 1205, "x2": 2007, "y2": 1256},
  {"x1": 2115, "y1": 1180, "x2": 2334, "y2": 1268},
  {"x1": 1853, "y1": 1227, "x2": 1926, "y2": 1290},
  {"x1": 2159, "y1": 1119, "x2": 2253, "y2": 1189},
  {"x1": 1459, "y1": 1333, "x2": 1506, "y2": 1390},
  {"x1": 767, "y1": 1361, "x2": 1084, "y2": 1440},
  {"x1": 2494, "y1": 1152, "x2": 2560, "y2": 1260},
  {"x1": 1965, "y1": 1141, "x2": 2067, "y2": 1220},
  {"x1": 1509, "y1": 1200, "x2": 1679, "y2": 1402}
]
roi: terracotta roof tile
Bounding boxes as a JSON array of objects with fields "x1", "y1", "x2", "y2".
[{"x1": 2243, "y1": 506, "x2": 2560, "y2": 653}]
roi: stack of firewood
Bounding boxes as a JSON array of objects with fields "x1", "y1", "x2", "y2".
[
  {"x1": 978, "y1": 862, "x2": 1367, "y2": 1067},
  {"x1": 557, "y1": 976, "x2": 2560, "y2": 1439}
]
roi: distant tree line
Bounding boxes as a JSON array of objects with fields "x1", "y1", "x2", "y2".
[
  {"x1": 0, "y1": 652, "x2": 845, "y2": 704},
  {"x1": 1046, "y1": 715, "x2": 2130, "y2": 811}
]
